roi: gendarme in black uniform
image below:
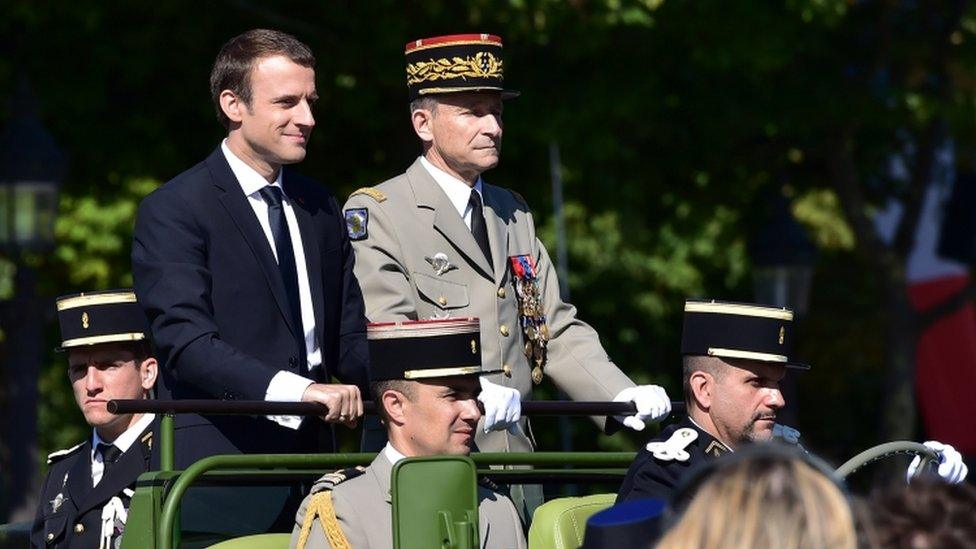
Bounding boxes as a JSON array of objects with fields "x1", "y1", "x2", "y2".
[
  {"x1": 616, "y1": 299, "x2": 808, "y2": 504},
  {"x1": 616, "y1": 417, "x2": 730, "y2": 502},
  {"x1": 32, "y1": 419, "x2": 154, "y2": 548},
  {"x1": 30, "y1": 289, "x2": 158, "y2": 548}
]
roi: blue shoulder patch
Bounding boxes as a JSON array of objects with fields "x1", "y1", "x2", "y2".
[{"x1": 345, "y1": 208, "x2": 369, "y2": 241}]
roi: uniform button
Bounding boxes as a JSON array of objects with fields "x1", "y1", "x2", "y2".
[
  {"x1": 288, "y1": 356, "x2": 297, "y2": 367},
  {"x1": 499, "y1": 324, "x2": 509, "y2": 337},
  {"x1": 438, "y1": 296, "x2": 447, "y2": 306},
  {"x1": 497, "y1": 287, "x2": 506, "y2": 298},
  {"x1": 46, "y1": 533, "x2": 54, "y2": 542},
  {"x1": 74, "y1": 524, "x2": 85, "y2": 534},
  {"x1": 502, "y1": 364, "x2": 512, "y2": 377}
]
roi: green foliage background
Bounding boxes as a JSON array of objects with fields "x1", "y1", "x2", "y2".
[{"x1": 2, "y1": 0, "x2": 973, "y2": 487}]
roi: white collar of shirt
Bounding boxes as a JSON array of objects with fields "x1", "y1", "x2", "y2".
[
  {"x1": 221, "y1": 139, "x2": 284, "y2": 197},
  {"x1": 92, "y1": 413, "x2": 155, "y2": 455},
  {"x1": 419, "y1": 156, "x2": 483, "y2": 220},
  {"x1": 382, "y1": 442, "x2": 407, "y2": 466},
  {"x1": 91, "y1": 413, "x2": 155, "y2": 486}
]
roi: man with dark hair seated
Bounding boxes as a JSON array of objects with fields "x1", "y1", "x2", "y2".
[
  {"x1": 291, "y1": 318, "x2": 525, "y2": 549},
  {"x1": 617, "y1": 299, "x2": 967, "y2": 503},
  {"x1": 31, "y1": 290, "x2": 158, "y2": 548}
]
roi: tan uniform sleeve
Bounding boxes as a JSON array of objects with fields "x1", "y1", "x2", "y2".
[
  {"x1": 344, "y1": 194, "x2": 419, "y2": 321},
  {"x1": 530, "y1": 214, "x2": 635, "y2": 412}
]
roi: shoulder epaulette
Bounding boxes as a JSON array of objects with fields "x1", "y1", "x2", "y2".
[
  {"x1": 309, "y1": 466, "x2": 367, "y2": 495},
  {"x1": 645, "y1": 428, "x2": 698, "y2": 463},
  {"x1": 47, "y1": 442, "x2": 85, "y2": 465},
  {"x1": 478, "y1": 476, "x2": 501, "y2": 493},
  {"x1": 350, "y1": 187, "x2": 387, "y2": 203},
  {"x1": 297, "y1": 467, "x2": 365, "y2": 549}
]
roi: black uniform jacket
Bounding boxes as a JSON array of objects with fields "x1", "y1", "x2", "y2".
[
  {"x1": 30, "y1": 424, "x2": 153, "y2": 548},
  {"x1": 616, "y1": 417, "x2": 731, "y2": 503},
  {"x1": 132, "y1": 146, "x2": 369, "y2": 465}
]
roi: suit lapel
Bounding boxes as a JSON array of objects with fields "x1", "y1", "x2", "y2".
[
  {"x1": 63, "y1": 441, "x2": 93, "y2": 514},
  {"x1": 76, "y1": 426, "x2": 152, "y2": 516},
  {"x1": 284, "y1": 172, "x2": 325, "y2": 347},
  {"x1": 207, "y1": 148, "x2": 297, "y2": 335},
  {"x1": 482, "y1": 185, "x2": 510, "y2": 285},
  {"x1": 406, "y1": 160, "x2": 493, "y2": 280}
]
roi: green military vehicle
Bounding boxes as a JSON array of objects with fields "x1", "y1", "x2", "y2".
[{"x1": 0, "y1": 399, "x2": 938, "y2": 549}]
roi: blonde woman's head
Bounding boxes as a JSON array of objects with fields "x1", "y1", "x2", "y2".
[{"x1": 657, "y1": 444, "x2": 855, "y2": 549}]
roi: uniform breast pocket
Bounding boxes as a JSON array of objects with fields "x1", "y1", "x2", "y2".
[{"x1": 413, "y1": 273, "x2": 469, "y2": 311}]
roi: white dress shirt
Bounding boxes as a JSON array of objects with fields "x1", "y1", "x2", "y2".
[
  {"x1": 222, "y1": 141, "x2": 320, "y2": 428},
  {"x1": 382, "y1": 442, "x2": 408, "y2": 466},
  {"x1": 419, "y1": 156, "x2": 484, "y2": 229},
  {"x1": 90, "y1": 413, "x2": 155, "y2": 487}
]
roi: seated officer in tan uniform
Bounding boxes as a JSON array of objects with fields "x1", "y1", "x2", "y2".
[{"x1": 291, "y1": 318, "x2": 525, "y2": 549}]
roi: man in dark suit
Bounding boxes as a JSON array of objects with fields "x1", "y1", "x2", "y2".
[
  {"x1": 132, "y1": 29, "x2": 369, "y2": 465},
  {"x1": 32, "y1": 290, "x2": 158, "y2": 548}
]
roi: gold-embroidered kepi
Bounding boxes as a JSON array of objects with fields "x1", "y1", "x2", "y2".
[{"x1": 405, "y1": 33, "x2": 520, "y2": 101}]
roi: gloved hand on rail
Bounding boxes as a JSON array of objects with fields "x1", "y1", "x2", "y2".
[
  {"x1": 906, "y1": 440, "x2": 968, "y2": 484},
  {"x1": 478, "y1": 377, "x2": 522, "y2": 434},
  {"x1": 613, "y1": 385, "x2": 672, "y2": 431}
]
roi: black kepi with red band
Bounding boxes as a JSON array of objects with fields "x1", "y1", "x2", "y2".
[
  {"x1": 405, "y1": 33, "x2": 520, "y2": 101},
  {"x1": 367, "y1": 317, "x2": 503, "y2": 380},
  {"x1": 681, "y1": 300, "x2": 809, "y2": 369}
]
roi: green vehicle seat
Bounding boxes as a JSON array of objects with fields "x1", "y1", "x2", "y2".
[
  {"x1": 527, "y1": 493, "x2": 616, "y2": 549},
  {"x1": 206, "y1": 533, "x2": 291, "y2": 548}
]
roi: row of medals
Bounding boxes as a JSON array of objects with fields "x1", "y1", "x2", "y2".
[{"x1": 515, "y1": 276, "x2": 549, "y2": 384}]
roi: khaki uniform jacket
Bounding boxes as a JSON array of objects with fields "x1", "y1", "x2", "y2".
[
  {"x1": 290, "y1": 452, "x2": 526, "y2": 548},
  {"x1": 344, "y1": 159, "x2": 635, "y2": 452}
]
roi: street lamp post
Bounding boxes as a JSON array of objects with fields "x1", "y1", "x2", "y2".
[
  {"x1": 748, "y1": 190, "x2": 816, "y2": 427},
  {"x1": 0, "y1": 78, "x2": 65, "y2": 522}
]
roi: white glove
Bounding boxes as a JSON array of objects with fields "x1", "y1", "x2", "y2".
[
  {"x1": 907, "y1": 440, "x2": 968, "y2": 484},
  {"x1": 613, "y1": 385, "x2": 672, "y2": 431},
  {"x1": 772, "y1": 423, "x2": 801, "y2": 445},
  {"x1": 478, "y1": 377, "x2": 521, "y2": 434}
]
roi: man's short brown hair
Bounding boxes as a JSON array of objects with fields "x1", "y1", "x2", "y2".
[
  {"x1": 682, "y1": 355, "x2": 726, "y2": 404},
  {"x1": 210, "y1": 29, "x2": 315, "y2": 129},
  {"x1": 369, "y1": 379, "x2": 417, "y2": 422}
]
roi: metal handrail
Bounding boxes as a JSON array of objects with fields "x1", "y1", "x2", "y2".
[
  {"x1": 109, "y1": 399, "x2": 685, "y2": 416},
  {"x1": 834, "y1": 441, "x2": 939, "y2": 478},
  {"x1": 156, "y1": 452, "x2": 637, "y2": 548},
  {"x1": 109, "y1": 398, "x2": 682, "y2": 471}
]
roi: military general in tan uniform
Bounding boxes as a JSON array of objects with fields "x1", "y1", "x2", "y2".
[
  {"x1": 343, "y1": 33, "x2": 672, "y2": 457},
  {"x1": 291, "y1": 318, "x2": 525, "y2": 549}
]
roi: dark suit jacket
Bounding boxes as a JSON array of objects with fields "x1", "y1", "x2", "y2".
[
  {"x1": 31, "y1": 425, "x2": 154, "y2": 548},
  {"x1": 132, "y1": 146, "x2": 369, "y2": 465},
  {"x1": 615, "y1": 417, "x2": 731, "y2": 503}
]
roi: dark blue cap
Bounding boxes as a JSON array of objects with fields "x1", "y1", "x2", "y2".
[{"x1": 582, "y1": 498, "x2": 666, "y2": 549}]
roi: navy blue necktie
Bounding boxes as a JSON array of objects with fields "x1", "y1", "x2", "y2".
[
  {"x1": 96, "y1": 443, "x2": 122, "y2": 474},
  {"x1": 258, "y1": 186, "x2": 306, "y2": 371},
  {"x1": 469, "y1": 190, "x2": 492, "y2": 265}
]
